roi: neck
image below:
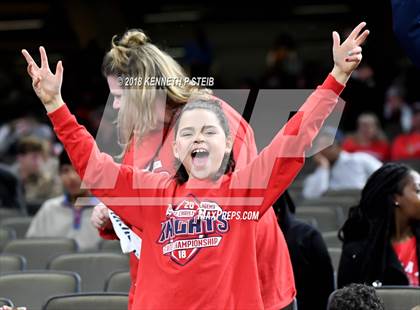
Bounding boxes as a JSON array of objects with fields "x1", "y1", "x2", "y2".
[
  {"x1": 68, "y1": 191, "x2": 89, "y2": 206},
  {"x1": 393, "y1": 209, "x2": 413, "y2": 242}
]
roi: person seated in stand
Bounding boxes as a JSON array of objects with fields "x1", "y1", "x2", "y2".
[
  {"x1": 26, "y1": 150, "x2": 101, "y2": 251},
  {"x1": 342, "y1": 113, "x2": 390, "y2": 161},
  {"x1": 391, "y1": 102, "x2": 420, "y2": 161},
  {"x1": 302, "y1": 127, "x2": 382, "y2": 199}
]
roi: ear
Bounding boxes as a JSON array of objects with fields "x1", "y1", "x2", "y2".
[
  {"x1": 172, "y1": 140, "x2": 179, "y2": 160},
  {"x1": 225, "y1": 135, "x2": 233, "y2": 154},
  {"x1": 393, "y1": 193, "x2": 402, "y2": 207}
]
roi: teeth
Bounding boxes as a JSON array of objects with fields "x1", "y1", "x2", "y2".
[{"x1": 192, "y1": 148, "x2": 208, "y2": 154}]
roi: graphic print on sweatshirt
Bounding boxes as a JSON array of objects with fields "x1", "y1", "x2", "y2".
[{"x1": 157, "y1": 194, "x2": 229, "y2": 266}]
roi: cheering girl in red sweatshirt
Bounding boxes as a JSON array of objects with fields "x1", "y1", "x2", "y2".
[{"x1": 21, "y1": 22, "x2": 368, "y2": 310}]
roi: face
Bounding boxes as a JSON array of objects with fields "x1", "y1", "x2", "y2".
[
  {"x1": 18, "y1": 151, "x2": 44, "y2": 175},
  {"x1": 173, "y1": 109, "x2": 232, "y2": 180},
  {"x1": 358, "y1": 117, "x2": 377, "y2": 139},
  {"x1": 60, "y1": 164, "x2": 86, "y2": 197},
  {"x1": 316, "y1": 135, "x2": 340, "y2": 163},
  {"x1": 107, "y1": 75, "x2": 175, "y2": 125},
  {"x1": 107, "y1": 75, "x2": 123, "y2": 110},
  {"x1": 395, "y1": 171, "x2": 420, "y2": 221}
]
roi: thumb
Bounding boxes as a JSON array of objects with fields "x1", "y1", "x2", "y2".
[
  {"x1": 55, "y1": 60, "x2": 64, "y2": 81},
  {"x1": 332, "y1": 31, "x2": 340, "y2": 50}
]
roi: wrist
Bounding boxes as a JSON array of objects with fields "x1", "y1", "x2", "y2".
[
  {"x1": 44, "y1": 95, "x2": 65, "y2": 113},
  {"x1": 331, "y1": 66, "x2": 351, "y2": 85}
]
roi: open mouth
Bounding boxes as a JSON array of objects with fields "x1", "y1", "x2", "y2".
[{"x1": 191, "y1": 148, "x2": 210, "y2": 168}]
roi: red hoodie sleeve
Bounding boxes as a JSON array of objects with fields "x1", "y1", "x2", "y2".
[
  {"x1": 229, "y1": 74, "x2": 345, "y2": 216},
  {"x1": 48, "y1": 105, "x2": 174, "y2": 230}
]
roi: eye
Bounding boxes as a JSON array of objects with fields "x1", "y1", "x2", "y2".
[
  {"x1": 181, "y1": 132, "x2": 193, "y2": 137},
  {"x1": 205, "y1": 130, "x2": 216, "y2": 135}
]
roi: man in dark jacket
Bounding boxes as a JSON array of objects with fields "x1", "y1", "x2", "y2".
[
  {"x1": 274, "y1": 192, "x2": 335, "y2": 310},
  {"x1": 392, "y1": 0, "x2": 420, "y2": 68}
]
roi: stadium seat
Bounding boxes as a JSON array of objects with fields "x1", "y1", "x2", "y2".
[
  {"x1": 295, "y1": 217, "x2": 318, "y2": 229},
  {"x1": 0, "y1": 254, "x2": 26, "y2": 273},
  {"x1": 0, "y1": 207, "x2": 24, "y2": 220},
  {"x1": 104, "y1": 271, "x2": 131, "y2": 293},
  {"x1": 295, "y1": 207, "x2": 341, "y2": 232},
  {"x1": 0, "y1": 216, "x2": 33, "y2": 238},
  {"x1": 42, "y1": 293, "x2": 128, "y2": 310},
  {"x1": 322, "y1": 231, "x2": 342, "y2": 248},
  {"x1": 327, "y1": 247, "x2": 342, "y2": 272},
  {"x1": 0, "y1": 271, "x2": 80, "y2": 310},
  {"x1": 99, "y1": 239, "x2": 122, "y2": 253},
  {"x1": 2, "y1": 238, "x2": 77, "y2": 269},
  {"x1": 0, "y1": 226, "x2": 16, "y2": 251},
  {"x1": 48, "y1": 252, "x2": 129, "y2": 292},
  {"x1": 375, "y1": 286, "x2": 420, "y2": 310},
  {"x1": 0, "y1": 297, "x2": 13, "y2": 307}
]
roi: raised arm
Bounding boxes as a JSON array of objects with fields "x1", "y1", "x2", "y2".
[
  {"x1": 21, "y1": 47, "x2": 172, "y2": 229},
  {"x1": 230, "y1": 22, "x2": 369, "y2": 215}
]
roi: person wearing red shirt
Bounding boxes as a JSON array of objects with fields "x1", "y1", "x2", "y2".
[
  {"x1": 338, "y1": 163, "x2": 420, "y2": 288},
  {"x1": 22, "y1": 22, "x2": 368, "y2": 309},
  {"x1": 342, "y1": 113, "x2": 390, "y2": 161},
  {"x1": 90, "y1": 29, "x2": 294, "y2": 310},
  {"x1": 391, "y1": 104, "x2": 420, "y2": 161}
]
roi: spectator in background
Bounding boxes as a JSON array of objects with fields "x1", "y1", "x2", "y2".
[
  {"x1": 391, "y1": 102, "x2": 420, "y2": 161},
  {"x1": 327, "y1": 283, "x2": 385, "y2": 310},
  {"x1": 26, "y1": 150, "x2": 101, "y2": 251},
  {"x1": 260, "y1": 33, "x2": 305, "y2": 89},
  {"x1": 338, "y1": 163, "x2": 420, "y2": 288},
  {"x1": 0, "y1": 116, "x2": 55, "y2": 164},
  {"x1": 10, "y1": 136, "x2": 62, "y2": 212},
  {"x1": 342, "y1": 113, "x2": 390, "y2": 161},
  {"x1": 302, "y1": 128, "x2": 382, "y2": 199},
  {"x1": 274, "y1": 191, "x2": 335, "y2": 310},
  {"x1": 383, "y1": 86, "x2": 413, "y2": 139}
]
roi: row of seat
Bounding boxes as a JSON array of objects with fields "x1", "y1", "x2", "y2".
[
  {"x1": 0, "y1": 282, "x2": 128, "y2": 310},
  {"x1": 0, "y1": 250, "x2": 129, "y2": 291}
]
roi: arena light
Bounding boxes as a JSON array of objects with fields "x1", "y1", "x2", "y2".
[
  {"x1": 293, "y1": 4, "x2": 350, "y2": 16},
  {"x1": 144, "y1": 11, "x2": 201, "y2": 23},
  {"x1": 0, "y1": 19, "x2": 43, "y2": 31}
]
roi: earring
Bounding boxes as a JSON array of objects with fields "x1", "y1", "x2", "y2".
[{"x1": 394, "y1": 201, "x2": 399, "y2": 207}]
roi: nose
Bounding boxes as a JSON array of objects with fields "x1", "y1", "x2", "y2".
[{"x1": 194, "y1": 132, "x2": 205, "y2": 143}]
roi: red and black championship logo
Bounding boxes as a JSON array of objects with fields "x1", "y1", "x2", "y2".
[{"x1": 157, "y1": 194, "x2": 229, "y2": 265}]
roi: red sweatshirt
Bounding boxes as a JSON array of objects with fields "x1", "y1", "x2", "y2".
[
  {"x1": 49, "y1": 74, "x2": 343, "y2": 309},
  {"x1": 100, "y1": 97, "x2": 296, "y2": 309}
]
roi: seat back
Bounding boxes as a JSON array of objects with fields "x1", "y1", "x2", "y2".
[
  {"x1": 0, "y1": 217, "x2": 32, "y2": 238},
  {"x1": 376, "y1": 286, "x2": 420, "y2": 310},
  {"x1": 42, "y1": 293, "x2": 128, "y2": 310},
  {"x1": 327, "y1": 247, "x2": 342, "y2": 272},
  {"x1": 48, "y1": 253, "x2": 129, "y2": 292},
  {"x1": 3, "y1": 238, "x2": 77, "y2": 269},
  {"x1": 0, "y1": 271, "x2": 80, "y2": 310},
  {"x1": 0, "y1": 297, "x2": 13, "y2": 307},
  {"x1": 0, "y1": 254, "x2": 26, "y2": 273},
  {"x1": 296, "y1": 207, "x2": 341, "y2": 232},
  {"x1": 322, "y1": 231, "x2": 342, "y2": 248},
  {"x1": 104, "y1": 271, "x2": 131, "y2": 293},
  {"x1": 0, "y1": 226, "x2": 16, "y2": 251}
]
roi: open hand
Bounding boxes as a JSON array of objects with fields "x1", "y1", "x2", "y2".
[
  {"x1": 22, "y1": 46, "x2": 64, "y2": 112},
  {"x1": 331, "y1": 22, "x2": 370, "y2": 83}
]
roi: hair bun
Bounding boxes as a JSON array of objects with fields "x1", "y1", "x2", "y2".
[{"x1": 119, "y1": 29, "x2": 149, "y2": 48}]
